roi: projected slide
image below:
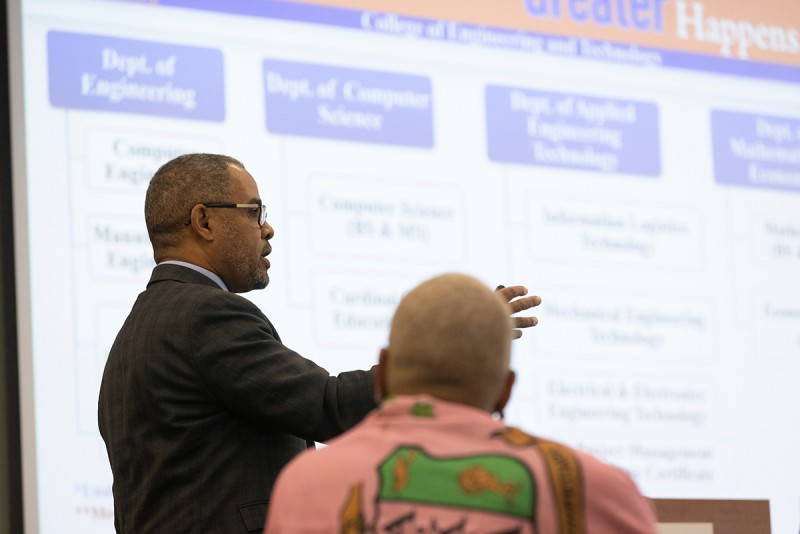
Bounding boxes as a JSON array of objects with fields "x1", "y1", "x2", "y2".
[{"x1": 12, "y1": 0, "x2": 800, "y2": 532}]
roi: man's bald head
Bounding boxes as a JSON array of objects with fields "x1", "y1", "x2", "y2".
[{"x1": 385, "y1": 273, "x2": 514, "y2": 411}]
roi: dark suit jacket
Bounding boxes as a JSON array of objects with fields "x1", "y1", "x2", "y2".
[{"x1": 98, "y1": 264, "x2": 377, "y2": 533}]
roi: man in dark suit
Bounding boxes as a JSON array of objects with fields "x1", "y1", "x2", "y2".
[{"x1": 98, "y1": 153, "x2": 539, "y2": 533}]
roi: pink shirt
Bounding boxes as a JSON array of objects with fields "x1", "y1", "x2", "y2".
[{"x1": 265, "y1": 395, "x2": 657, "y2": 533}]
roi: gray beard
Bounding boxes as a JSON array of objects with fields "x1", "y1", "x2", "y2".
[{"x1": 220, "y1": 228, "x2": 269, "y2": 291}]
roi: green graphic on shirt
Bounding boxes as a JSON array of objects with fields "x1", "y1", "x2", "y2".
[
  {"x1": 410, "y1": 402, "x2": 435, "y2": 418},
  {"x1": 378, "y1": 446, "x2": 535, "y2": 519}
]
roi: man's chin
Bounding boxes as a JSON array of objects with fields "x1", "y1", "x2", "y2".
[
  {"x1": 235, "y1": 272, "x2": 269, "y2": 293},
  {"x1": 253, "y1": 273, "x2": 269, "y2": 290}
]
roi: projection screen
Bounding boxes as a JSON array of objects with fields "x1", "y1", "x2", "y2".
[{"x1": 9, "y1": 0, "x2": 800, "y2": 532}]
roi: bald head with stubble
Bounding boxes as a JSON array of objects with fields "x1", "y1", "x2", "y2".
[{"x1": 385, "y1": 273, "x2": 514, "y2": 412}]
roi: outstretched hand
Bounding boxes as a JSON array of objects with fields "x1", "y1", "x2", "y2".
[{"x1": 495, "y1": 285, "x2": 541, "y2": 339}]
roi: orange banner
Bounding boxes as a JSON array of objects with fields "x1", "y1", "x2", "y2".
[{"x1": 287, "y1": 0, "x2": 800, "y2": 66}]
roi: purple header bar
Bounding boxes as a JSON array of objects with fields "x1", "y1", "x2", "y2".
[
  {"x1": 486, "y1": 85, "x2": 660, "y2": 177},
  {"x1": 712, "y1": 110, "x2": 800, "y2": 194},
  {"x1": 264, "y1": 59, "x2": 433, "y2": 148},
  {"x1": 48, "y1": 31, "x2": 224, "y2": 121}
]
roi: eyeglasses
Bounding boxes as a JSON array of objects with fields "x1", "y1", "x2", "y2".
[{"x1": 204, "y1": 203, "x2": 268, "y2": 226}]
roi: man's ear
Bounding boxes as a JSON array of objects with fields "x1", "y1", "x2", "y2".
[
  {"x1": 493, "y1": 370, "x2": 516, "y2": 415},
  {"x1": 375, "y1": 348, "x2": 389, "y2": 403},
  {"x1": 189, "y1": 204, "x2": 214, "y2": 241}
]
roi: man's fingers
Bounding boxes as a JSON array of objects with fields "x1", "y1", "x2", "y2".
[
  {"x1": 496, "y1": 285, "x2": 528, "y2": 302},
  {"x1": 508, "y1": 295, "x2": 541, "y2": 314},
  {"x1": 496, "y1": 284, "x2": 541, "y2": 339},
  {"x1": 514, "y1": 316, "x2": 538, "y2": 329}
]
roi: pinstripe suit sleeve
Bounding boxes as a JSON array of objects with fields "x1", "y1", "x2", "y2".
[{"x1": 185, "y1": 289, "x2": 376, "y2": 442}]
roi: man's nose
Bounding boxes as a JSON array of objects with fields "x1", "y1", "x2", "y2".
[{"x1": 262, "y1": 220, "x2": 275, "y2": 239}]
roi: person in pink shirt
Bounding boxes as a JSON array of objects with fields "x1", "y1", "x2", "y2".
[{"x1": 265, "y1": 273, "x2": 658, "y2": 534}]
